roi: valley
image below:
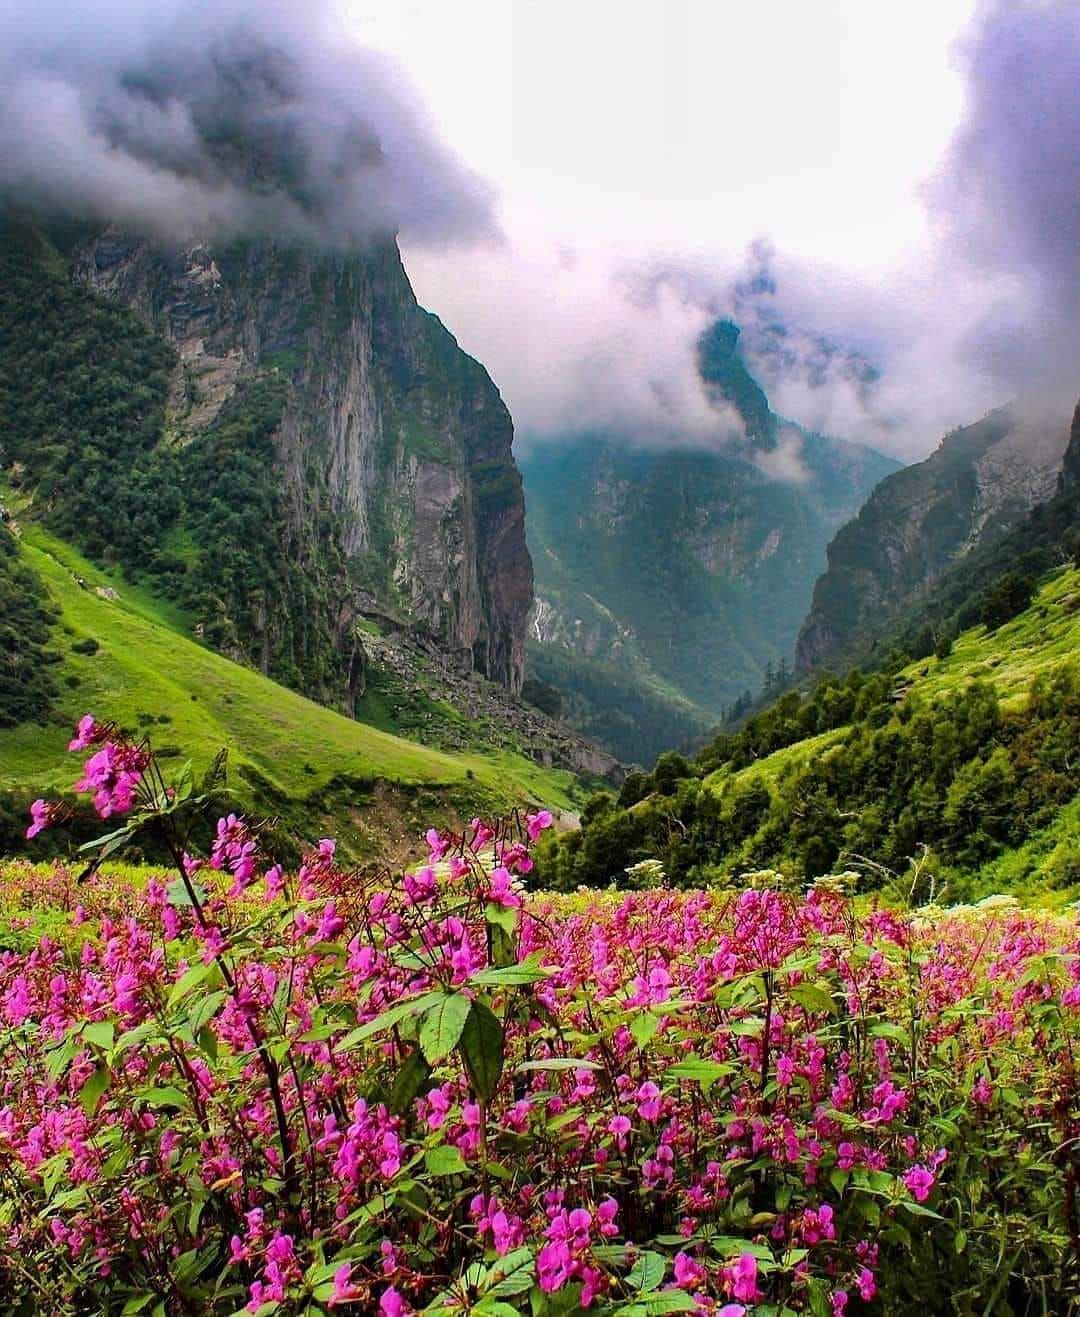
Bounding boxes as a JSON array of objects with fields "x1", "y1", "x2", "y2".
[{"x1": 2, "y1": 3, "x2": 1080, "y2": 1310}]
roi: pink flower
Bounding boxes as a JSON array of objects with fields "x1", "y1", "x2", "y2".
[
  {"x1": 526, "y1": 809, "x2": 553, "y2": 841},
  {"x1": 329, "y1": 1263, "x2": 360, "y2": 1307},
  {"x1": 25, "y1": 798, "x2": 59, "y2": 840},
  {"x1": 425, "y1": 827, "x2": 448, "y2": 861},
  {"x1": 636, "y1": 1080, "x2": 662, "y2": 1121},
  {"x1": 379, "y1": 1286, "x2": 408, "y2": 1316},
  {"x1": 67, "y1": 714, "x2": 101, "y2": 751},
  {"x1": 727, "y1": 1254, "x2": 761, "y2": 1303},
  {"x1": 73, "y1": 742, "x2": 146, "y2": 818},
  {"x1": 673, "y1": 1252, "x2": 706, "y2": 1290},
  {"x1": 856, "y1": 1268, "x2": 877, "y2": 1301},
  {"x1": 486, "y1": 865, "x2": 522, "y2": 909},
  {"x1": 903, "y1": 1165, "x2": 936, "y2": 1202}
]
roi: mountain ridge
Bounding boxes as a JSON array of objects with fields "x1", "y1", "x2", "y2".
[{"x1": 795, "y1": 399, "x2": 1072, "y2": 672}]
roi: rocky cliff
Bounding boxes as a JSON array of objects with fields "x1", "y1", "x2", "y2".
[
  {"x1": 59, "y1": 226, "x2": 532, "y2": 700},
  {"x1": 795, "y1": 402, "x2": 1071, "y2": 671},
  {"x1": 1064, "y1": 403, "x2": 1080, "y2": 491}
]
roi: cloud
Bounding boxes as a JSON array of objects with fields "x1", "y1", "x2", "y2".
[
  {"x1": 412, "y1": 236, "x2": 747, "y2": 453},
  {"x1": 929, "y1": 0, "x2": 1080, "y2": 402},
  {"x1": 410, "y1": 0, "x2": 1080, "y2": 465},
  {"x1": 0, "y1": 0, "x2": 496, "y2": 247}
]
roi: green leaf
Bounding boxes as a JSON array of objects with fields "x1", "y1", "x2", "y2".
[
  {"x1": 485, "y1": 902, "x2": 519, "y2": 936},
  {"x1": 200, "y1": 747, "x2": 229, "y2": 794},
  {"x1": 517, "y1": 1058, "x2": 602, "y2": 1073},
  {"x1": 168, "y1": 960, "x2": 214, "y2": 1009},
  {"x1": 113, "y1": 1022, "x2": 157, "y2": 1055},
  {"x1": 626, "y1": 1250, "x2": 665, "y2": 1293},
  {"x1": 530, "y1": 1282, "x2": 584, "y2": 1315},
  {"x1": 188, "y1": 990, "x2": 228, "y2": 1036},
  {"x1": 80, "y1": 1065, "x2": 109, "y2": 1117},
  {"x1": 630, "y1": 1012, "x2": 660, "y2": 1048},
  {"x1": 120, "y1": 1296, "x2": 158, "y2": 1315},
  {"x1": 419, "y1": 993, "x2": 473, "y2": 1065},
  {"x1": 389, "y1": 1050, "x2": 432, "y2": 1115},
  {"x1": 336, "y1": 991, "x2": 444, "y2": 1052},
  {"x1": 710, "y1": 1237, "x2": 774, "y2": 1262},
  {"x1": 172, "y1": 760, "x2": 195, "y2": 804},
  {"x1": 627, "y1": 1296, "x2": 697, "y2": 1314},
  {"x1": 165, "y1": 876, "x2": 207, "y2": 908},
  {"x1": 141, "y1": 1086, "x2": 190, "y2": 1110},
  {"x1": 49, "y1": 1186, "x2": 90, "y2": 1212},
  {"x1": 78, "y1": 822, "x2": 137, "y2": 854},
  {"x1": 470, "y1": 955, "x2": 551, "y2": 987},
  {"x1": 487, "y1": 1248, "x2": 535, "y2": 1297},
  {"x1": 459, "y1": 1000, "x2": 504, "y2": 1103},
  {"x1": 424, "y1": 1145, "x2": 467, "y2": 1176},
  {"x1": 82, "y1": 1020, "x2": 115, "y2": 1050},
  {"x1": 44, "y1": 1035, "x2": 76, "y2": 1083},
  {"x1": 786, "y1": 982, "x2": 837, "y2": 1016},
  {"x1": 666, "y1": 1058, "x2": 733, "y2": 1092}
]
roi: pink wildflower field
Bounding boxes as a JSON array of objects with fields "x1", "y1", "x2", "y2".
[{"x1": 1, "y1": 718, "x2": 1078, "y2": 1314}]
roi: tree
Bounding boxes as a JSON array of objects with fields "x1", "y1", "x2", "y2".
[{"x1": 980, "y1": 572, "x2": 1037, "y2": 631}]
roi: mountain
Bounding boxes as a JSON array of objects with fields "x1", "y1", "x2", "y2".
[
  {"x1": 0, "y1": 214, "x2": 630, "y2": 852},
  {"x1": 535, "y1": 560, "x2": 1080, "y2": 902},
  {"x1": 0, "y1": 215, "x2": 532, "y2": 713},
  {"x1": 520, "y1": 321, "x2": 899, "y2": 763},
  {"x1": 796, "y1": 400, "x2": 1072, "y2": 672},
  {"x1": 0, "y1": 515, "x2": 599, "y2": 862}
]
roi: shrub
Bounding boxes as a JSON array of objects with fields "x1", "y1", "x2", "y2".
[{"x1": 980, "y1": 572, "x2": 1037, "y2": 631}]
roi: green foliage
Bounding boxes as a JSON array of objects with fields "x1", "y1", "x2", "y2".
[
  {"x1": 535, "y1": 576, "x2": 1080, "y2": 893},
  {"x1": 0, "y1": 529, "x2": 57, "y2": 727},
  {"x1": 521, "y1": 676, "x2": 563, "y2": 721},
  {"x1": 0, "y1": 223, "x2": 375, "y2": 710},
  {"x1": 525, "y1": 643, "x2": 714, "y2": 766},
  {"x1": 0, "y1": 527, "x2": 579, "y2": 863},
  {"x1": 980, "y1": 571, "x2": 1037, "y2": 631},
  {"x1": 0, "y1": 223, "x2": 177, "y2": 566}
]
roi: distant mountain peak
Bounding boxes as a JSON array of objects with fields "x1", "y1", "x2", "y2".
[{"x1": 696, "y1": 318, "x2": 776, "y2": 448}]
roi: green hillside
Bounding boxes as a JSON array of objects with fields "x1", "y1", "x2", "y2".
[
  {"x1": 0, "y1": 522, "x2": 578, "y2": 859},
  {"x1": 535, "y1": 564, "x2": 1080, "y2": 903}
]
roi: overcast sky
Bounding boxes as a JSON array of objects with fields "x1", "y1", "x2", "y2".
[
  {"x1": 347, "y1": 0, "x2": 1010, "y2": 458},
  {"x1": 5, "y1": 0, "x2": 1077, "y2": 462},
  {"x1": 354, "y1": 0, "x2": 974, "y2": 268}
]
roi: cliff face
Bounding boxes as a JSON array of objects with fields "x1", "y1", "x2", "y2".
[
  {"x1": 1064, "y1": 404, "x2": 1080, "y2": 491},
  {"x1": 72, "y1": 229, "x2": 532, "y2": 695},
  {"x1": 795, "y1": 402, "x2": 1070, "y2": 671}
]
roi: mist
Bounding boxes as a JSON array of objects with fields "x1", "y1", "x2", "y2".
[
  {"x1": 4, "y1": 0, "x2": 1080, "y2": 466},
  {"x1": 931, "y1": 0, "x2": 1080, "y2": 404},
  {"x1": 0, "y1": 0, "x2": 496, "y2": 247},
  {"x1": 407, "y1": 0, "x2": 1080, "y2": 465}
]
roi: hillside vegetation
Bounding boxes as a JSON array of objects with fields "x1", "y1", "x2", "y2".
[
  {"x1": 0, "y1": 523, "x2": 578, "y2": 860},
  {"x1": 536, "y1": 565, "x2": 1080, "y2": 901}
]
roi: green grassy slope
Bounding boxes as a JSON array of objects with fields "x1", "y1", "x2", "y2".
[
  {"x1": 0, "y1": 525, "x2": 578, "y2": 858},
  {"x1": 535, "y1": 566, "x2": 1080, "y2": 901}
]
